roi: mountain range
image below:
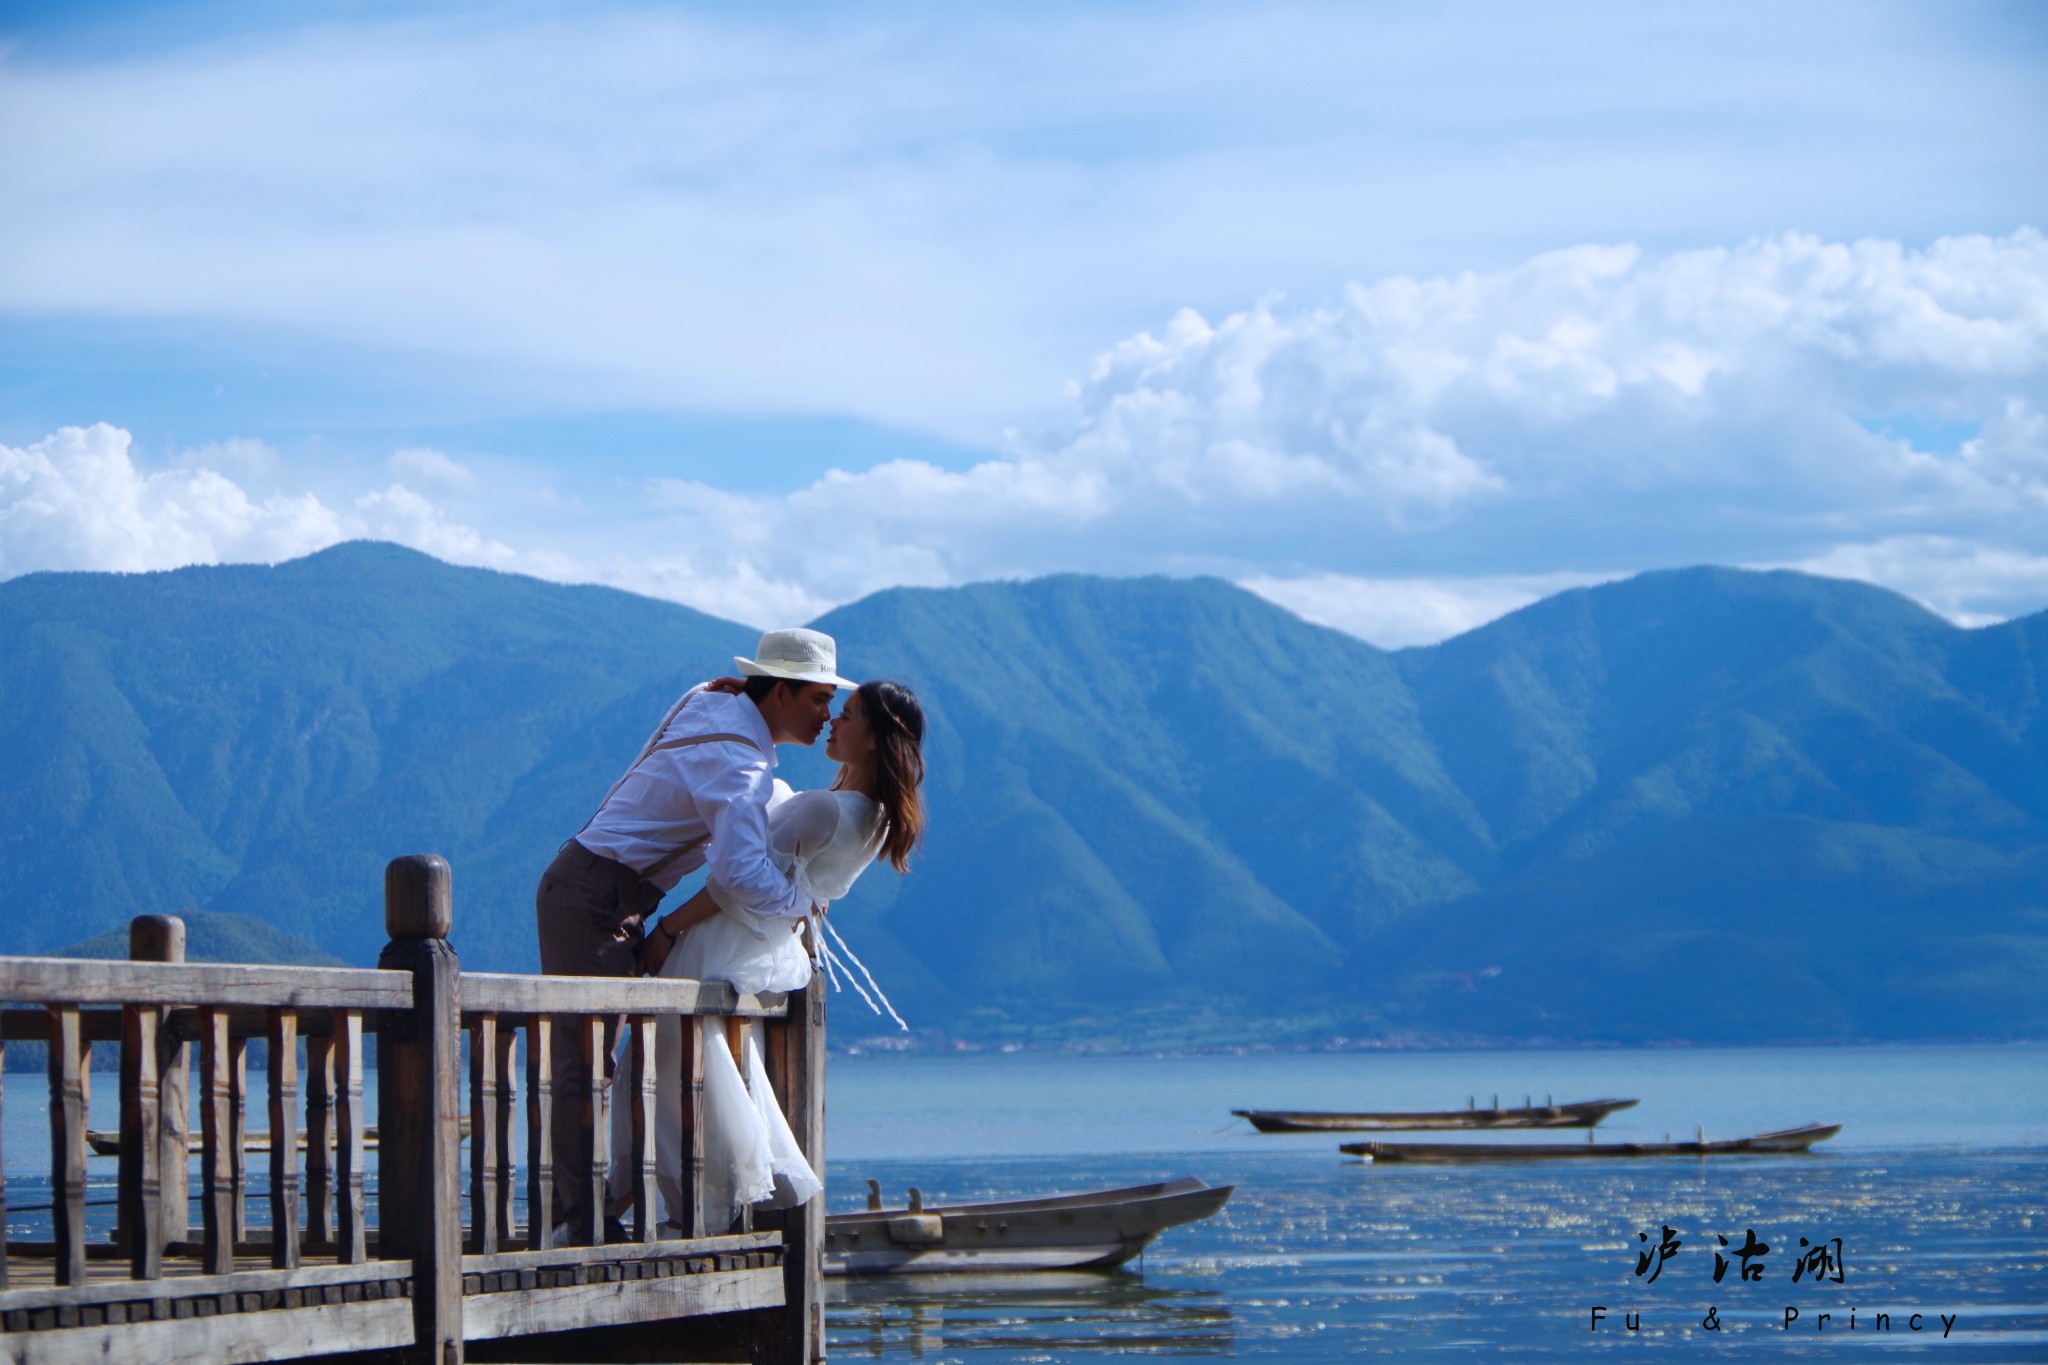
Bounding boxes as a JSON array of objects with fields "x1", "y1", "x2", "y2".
[{"x1": 3, "y1": 542, "x2": 2043, "y2": 1046}]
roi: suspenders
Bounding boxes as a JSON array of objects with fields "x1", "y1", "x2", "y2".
[{"x1": 579, "y1": 692, "x2": 766, "y2": 883}]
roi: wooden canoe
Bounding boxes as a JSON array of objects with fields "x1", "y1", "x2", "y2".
[
  {"x1": 1235, "y1": 1096, "x2": 1638, "y2": 1132},
  {"x1": 824, "y1": 1176, "x2": 1232, "y2": 1276},
  {"x1": 85, "y1": 1118, "x2": 468, "y2": 1157},
  {"x1": 1342, "y1": 1122, "x2": 1843, "y2": 1162}
]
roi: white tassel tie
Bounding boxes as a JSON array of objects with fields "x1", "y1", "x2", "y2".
[{"x1": 809, "y1": 913, "x2": 909, "y2": 1032}]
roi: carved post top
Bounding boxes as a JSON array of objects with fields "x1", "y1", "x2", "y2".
[
  {"x1": 385, "y1": 854, "x2": 453, "y2": 940},
  {"x1": 129, "y1": 914, "x2": 186, "y2": 963}
]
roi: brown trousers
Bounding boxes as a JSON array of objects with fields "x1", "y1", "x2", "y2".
[{"x1": 534, "y1": 839, "x2": 663, "y2": 1231}]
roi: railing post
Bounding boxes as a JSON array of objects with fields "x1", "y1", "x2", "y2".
[
  {"x1": 377, "y1": 854, "x2": 463, "y2": 1365},
  {"x1": 754, "y1": 975, "x2": 826, "y2": 1365},
  {"x1": 119, "y1": 914, "x2": 186, "y2": 1273}
]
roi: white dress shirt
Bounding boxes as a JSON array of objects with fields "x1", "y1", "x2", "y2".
[{"x1": 576, "y1": 689, "x2": 804, "y2": 918}]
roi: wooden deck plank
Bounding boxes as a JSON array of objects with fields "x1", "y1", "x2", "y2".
[
  {"x1": 0, "y1": 1254, "x2": 409, "y2": 1311},
  {"x1": 461, "y1": 1265, "x2": 782, "y2": 1341},
  {"x1": 0, "y1": 1296, "x2": 414, "y2": 1365},
  {"x1": 460, "y1": 1231, "x2": 778, "y2": 1276}
]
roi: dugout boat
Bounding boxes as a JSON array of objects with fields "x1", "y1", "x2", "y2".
[
  {"x1": 824, "y1": 1176, "x2": 1232, "y2": 1275},
  {"x1": 1342, "y1": 1121, "x2": 1843, "y2": 1162},
  {"x1": 1234, "y1": 1095, "x2": 1637, "y2": 1132},
  {"x1": 85, "y1": 1117, "x2": 470, "y2": 1156}
]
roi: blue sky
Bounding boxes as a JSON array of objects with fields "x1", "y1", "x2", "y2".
[{"x1": 3, "y1": 1, "x2": 2045, "y2": 640}]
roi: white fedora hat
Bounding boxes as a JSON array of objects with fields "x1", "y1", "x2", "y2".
[{"x1": 735, "y1": 627, "x2": 855, "y2": 688}]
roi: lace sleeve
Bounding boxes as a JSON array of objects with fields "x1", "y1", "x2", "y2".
[{"x1": 769, "y1": 791, "x2": 843, "y2": 867}]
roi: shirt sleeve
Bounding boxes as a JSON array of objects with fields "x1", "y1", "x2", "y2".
[{"x1": 682, "y1": 742, "x2": 805, "y2": 920}]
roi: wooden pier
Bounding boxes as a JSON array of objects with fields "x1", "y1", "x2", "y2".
[{"x1": 0, "y1": 854, "x2": 825, "y2": 1364}]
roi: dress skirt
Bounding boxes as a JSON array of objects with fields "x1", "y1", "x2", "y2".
[{"x1": 607, "y1": 909, "x2": 821, "y2": 1229}]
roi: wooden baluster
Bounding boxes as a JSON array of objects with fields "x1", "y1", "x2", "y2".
[
  {"x1": 200, "y1": 1008, "x2": 235, "y2": 1274},
  {"x1": 335, "y1": 1010, "x2": 367, "y2": 1264},
  {"x1": 580, "y1": 1014, "x2": 607, "y2": 1246},
  {"x1": 118, "y1": 996, "x2": 162, "y2": 1278},
  {"x1": 268, "y1": 1010, "x2": 301, "y2": 1268},
  {"x1": 525, "y1": 1015, "x2": 553, "y2": 1249},
  {"x1": 229, "y1": 1035, "x2": 249, "y2": 1243},
  {"x1": 468, "y1": 1015, "x2": 499, "y2": 1253},
  {"x1": 0, "y1": 1040, "x2": 8, "y2": 1289},
  {"x1": 493, "y1": 1023, "x2": 517, "y2": 1244},
  {"x1": 159, "y1": 1035, "x2": 190, "y2": 1252},
  {"x1": 376, "y1": 853, "x2": 464, "y2": 1365},
  {"x1": 129, "y1": 916, "x2": 188, "y2": 1255},
  {"x1": 304, "y1": 1034, "x2": 335, "y2": 1248},
  {"x1": 627, "y1": 1013, "x2": 660, "y2": 1242},
  {"x1": 730, "y1": 1016, "x2": 752, "y2": 1238},
  {"x1": 47, "y1": 1004, "x2": 88, "y2": 1286},
  {"x1": 677, "y1": 1014, "x2": 706, "y2": 1239}
]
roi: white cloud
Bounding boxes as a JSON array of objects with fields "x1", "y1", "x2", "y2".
[
  {"x1": 614, "y1": 229, "x2": 2045, "y2": 628},
  {"x1": 6, "y1": 230, "x2": 2046, "y2": 641},
  {"x1": 355, "y1": 483, "x2": 515, "y2": 567},
  {"x1": 1240, "y1": 572, "x2": 1623, "y2": 649},
  {"x1": 389, "y1": 447, "x2": 477, "y2": 494},
  {"x1": 1775, "y1": 537, "x2": 2048, "y2": 628},
  {"x1": 1, "y1": 3, "x2": 2041, "y2": 437},
  {"x1": 175, "y1": 437, "x2": 280, "y2": 483},
  {"x1": 0, "y1": 425, "x2": 525, "y2": 583},
  {"x1": 0, "y1": 425, "x2": 344, "y2": 577}
]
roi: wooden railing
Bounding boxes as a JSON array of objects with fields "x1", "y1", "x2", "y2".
[{"x1": 0, "y1": 854, "x2": 824, "y2": 1365}]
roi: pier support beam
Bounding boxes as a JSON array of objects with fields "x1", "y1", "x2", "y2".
[{"x1": 119, "y1": 914, "x2": 187, "y2": 1272}]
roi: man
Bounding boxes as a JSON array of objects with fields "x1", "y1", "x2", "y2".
[{"x1": 534, "y1": 626, "x2": 851, "y2": 1240}]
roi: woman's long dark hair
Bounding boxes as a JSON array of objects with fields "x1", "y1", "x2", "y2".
[{"x1": 852, "y1": 680, "x2": 925, "y2": 872}]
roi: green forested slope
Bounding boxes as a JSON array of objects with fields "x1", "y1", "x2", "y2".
[
  {"x1": 0, "y1": 542, "x2": 755, "y2": 972},
  {"x1": 2, "y1": 545, "x2": 2043, "y2": 1043},
  {"x1": 55, "y1": 910, "x2": 346, "y2": 966}
]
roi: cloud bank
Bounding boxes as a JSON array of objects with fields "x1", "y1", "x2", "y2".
[
  {"x1": 5, "y1": 230, "x2": 2044, "y2": 644},
  {"x1": 3, "y1": 1, "x2": 2042, "y2": 438},
  {"x1": 0, "y1": 425, "x2": 514, "y2": 582}
]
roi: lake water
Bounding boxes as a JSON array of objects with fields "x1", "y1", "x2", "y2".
[
  {"x1": 8, "y1": 1044, "x2": 2044, "y2": 1360},
  {"x1": 821, "y1": 1046, "x2": 2047, "y2": 1362}
]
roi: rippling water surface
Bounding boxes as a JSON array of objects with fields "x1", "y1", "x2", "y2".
[
  {"x1": 828, "y1": 1148, "x2": 2045, "y2": 1360},
  {"x1": 823, "y1": 1046, "x2": 2047, "y2": 1361},
  {"x1": 6, "y1": 1044, "x2": 2042, "y2": 1360}
]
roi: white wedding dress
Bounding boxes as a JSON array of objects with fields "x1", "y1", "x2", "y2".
[{"x1": 610, "y1": 782, "x2": 884, "y2": 1230}]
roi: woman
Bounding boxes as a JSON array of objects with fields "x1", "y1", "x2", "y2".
[{"x1": 615, "y1": 680, "x2": 926, "y2": 1229}]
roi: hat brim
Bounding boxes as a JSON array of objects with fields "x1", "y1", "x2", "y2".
[{"x1": 734, "y1": 656, "x2": 856, "y2": 689}]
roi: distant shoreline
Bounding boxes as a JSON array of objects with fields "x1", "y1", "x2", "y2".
[{"x1": 829, "y1": 1034, "x2": 2048, "y2": 1059}]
